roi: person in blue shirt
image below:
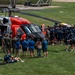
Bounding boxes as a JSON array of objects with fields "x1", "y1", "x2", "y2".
[
  {"x1": 65, "y1": 32, "x2": 75, "y2": 51},
  {"x1": 65, "y1": 33, "x2": 71, "y2": 51},
  {"x1": 62, "y1": 26, "x2": 67, "y2": 40},
  {"x1": 29, "y1": 37, "x2": 35, "y2": 57},
  {"x1": 50, "y1": 27, "x2": 55, "y2": 45},
  {"x1": 4, "y1": 51, "x2": 11, "y2": 63},
  {"x1": 21, "y1": 37, "x2": 29, "y2": 57},
  {"x1": 57, "y1": 27, "x2": 63, "y2": 45},
  {"x1": 4, "y1": 53, "x2": 17, "y2": 63},
  {"x1": 70, "y1": 33, "x2": 75, "y2": 51},
  {"x1": 73, "y1": 27, "x2": 75, "y2": 36},
  {"x1": 42, "y1": 38, "x2": 48, "y2": 57},
  {"x1": 15, "y1": 39, "x2": 21, "y2": 57}
]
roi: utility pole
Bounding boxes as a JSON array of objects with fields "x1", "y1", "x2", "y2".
[{"x1": 9, "y1": 0, "x2": 16, "y2": 17}]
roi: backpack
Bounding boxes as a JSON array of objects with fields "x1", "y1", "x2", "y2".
[
  {"x1": 4, "y1": 55, "x2": 8, "y2": 61},
  {"x1": 4, "y1": 54, "x2": 11, "y2": 62}
]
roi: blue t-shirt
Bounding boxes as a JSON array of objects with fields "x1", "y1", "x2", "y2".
[
  {"x1": 4, "y1": 54, "x2": 11, "y2": 62},
  {"x1": 57, "y1": 29, "x2": 63, "y2": 36},
  {"x1": 50, "y1": 29, "x2": 55, "y2": 37},
  {"x1": 71, "y1": 34, "x2": 75, "y2": 40},
  {"x1": 73, "y1": 29, "x2": 75, "y2": 35},
  {"x1": 15, "y1": 41, "x2": 20, "y2": 49},
  {"x1": 63, "y1": 27, "x2": 67, "y2": 33},
  {"x1": 21, "y1": 40, "x2": 29, "y2": 48},
  {"x1": 29, "y1": 40, "x2": 35, "y2": 49}
]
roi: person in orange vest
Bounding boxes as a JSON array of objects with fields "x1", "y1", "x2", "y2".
[{"x1": 41, "y1": 24, "x2": 47, "y2": 37}]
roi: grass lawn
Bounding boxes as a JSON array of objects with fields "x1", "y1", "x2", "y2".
[
  {"x1": 16, "y1": 2, "x2": 75, "y2": 26},
  {"x1": 0, "y1": 45, "x2": 75, "y2": 75},
  {"x1": 0, "y1": 2, "x2": 75, "y2": 75}
]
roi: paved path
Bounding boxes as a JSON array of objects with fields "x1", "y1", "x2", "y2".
[
  {"x1": 16, "y1": 5, "x2": 59, "y2": 10},
  {"x1": 16, "y1": 0, "x2": 75, "y2": 10}
]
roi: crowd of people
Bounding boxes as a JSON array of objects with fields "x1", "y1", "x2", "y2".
[
  {"x1": 44, "y1": 23, "x2": 75, "y2": 51},
  {"x1": 0, "y1": 23, "x2": 75, "y2": 63},
  {"x1": 0, "y1": 29, "x2": 48, "y2": 63}
]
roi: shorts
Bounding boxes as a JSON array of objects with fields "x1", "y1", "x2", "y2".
[
  {"x1": 16, "y1": 48, "x2": 20, "y2": 51},
  {"x1": 57, "y1": 36, "x2": 63, "y2": 41},
  {"x1": 42, "y1": 47, "x2": 47, "y2": 52},
  {"x1": 50, "y1": 36, "x2": 54, "y2": 40},
  {"x1": 65, "y1": 41, "x2": 69, "y2": 45},
  {"x1": 22, "y1": 47, "x2": 27, "y2": 51},
  {"x1": 7, "y1": 59, "x2": 17, "y2": 63},
  {"x1": 72, "y1": 40, "x2": 75, "y2": 44},
  {"x1": 29, "y1": 48, "x2": 34, "y2": 52}
]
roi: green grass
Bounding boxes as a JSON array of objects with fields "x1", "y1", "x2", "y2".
[
  {"x1": 17, "y1": 2, "x2": 75, "y2": 26},
  {"x1": 0, "y1": 2, "x2": 75, "y2": 75},
  {"x1": 0, "y1": 45, "x2": 75, "y2": 75}
]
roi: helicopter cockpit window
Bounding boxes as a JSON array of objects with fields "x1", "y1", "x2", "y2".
[
  {"x1": 28, "y1": 24, "x2": 41, "y2": 32},
  {"x1": 22, "y1": 24, "x2": 41, "y2": 33},
  {"x1": 34, "y1": 26, "x2": 41, "y2": 32},
  {"x1": 23, "y1": 26, "x2": 31, "y2": 34},
  {"x1": 29, "y1": 25, "x2": 37, "y2": 32}
]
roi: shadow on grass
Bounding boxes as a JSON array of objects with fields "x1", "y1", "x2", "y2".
[
  {"x1": 0, "y1": 61, "x2": 7, "y2": 65},
  {"x1": 20, "y1": 55, "x2": 44, "y2": 59},
  {"x1": 48, "y1": 49, "x2": 66, "y2": 53}
]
